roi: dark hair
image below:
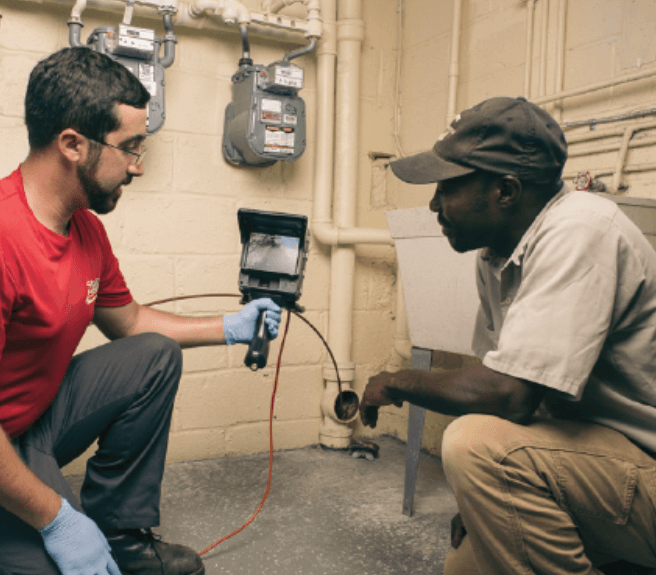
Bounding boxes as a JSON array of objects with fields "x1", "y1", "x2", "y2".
[{"x1": 25, "y1": 47, "x2": 150, "y2": 149}]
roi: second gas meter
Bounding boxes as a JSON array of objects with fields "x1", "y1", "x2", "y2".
[{"x1": 223, "y1": 60, "x2": 307, "y2": 167}]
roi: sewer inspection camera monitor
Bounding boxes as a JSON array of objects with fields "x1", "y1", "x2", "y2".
[{"x1": 237, "y1": 209, "x2": 310, "y2": 370}]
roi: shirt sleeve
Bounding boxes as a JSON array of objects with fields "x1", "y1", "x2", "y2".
[{"x1": 483, "y1": 214, "x2": 624, "y2": 398}]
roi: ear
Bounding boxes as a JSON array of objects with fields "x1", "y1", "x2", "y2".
[
  {"x1": 496, "y1": 175, "x2": 523, "y2": 209},
  {"x1": 56, "y1": 129, "x2": 88, "y2": 164}
]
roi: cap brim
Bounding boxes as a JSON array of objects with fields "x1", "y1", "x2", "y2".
[{"x1": 390, "y1": 150, "x2": 475, "y2": 184}]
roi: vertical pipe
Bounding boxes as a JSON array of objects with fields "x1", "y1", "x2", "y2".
[
  {"x1": 538, "y1": 0, "x2": 549, "y2": 97},
  {"x1": 393, "y1": 0, "x2": 405, "y2": 158},
  {"x1": 331, "y1": 0, "x2": 362, "y2": 358},
  {"x1": 312, "y1": 0, "x2": 337, "y2": 232},
  {"x1": 524, "y1": 0, "x2": 536, "y2": 98},
  {"x1": 554, "y1": 0, "x2": 567, "y2": 120},
  {"x1": 446, "y1": 0, "x2": 463, "y2": 123},
  {"x1": 393, "y1": 273, "x2": 411, "y2": 360},
  {"x1": 319, "y1": 0, "x2": 364, "y2": 448}
]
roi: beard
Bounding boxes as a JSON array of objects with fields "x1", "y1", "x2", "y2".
[{"x1": 77, "y1": 156, "x2": 130, "y2": 215}]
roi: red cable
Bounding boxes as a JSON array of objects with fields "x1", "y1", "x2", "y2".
[
  {"x1": 198, "y1": 309, "x2": 292, "y2": 556},
  {"x1": 143, "y1": 294, "x2": 312, "y2": 555}
]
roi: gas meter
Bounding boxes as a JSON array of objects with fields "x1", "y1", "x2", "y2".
[
  {"x1": 223, "y1": 60, "x2": 307, "y2": 167},
  {"x1": 69, "y1": 3, "x2": 177, "y2": 135}
]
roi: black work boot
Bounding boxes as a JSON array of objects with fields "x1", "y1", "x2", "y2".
[{"x1": 105, "y1": 529, "x2": 205, "y2": 575}]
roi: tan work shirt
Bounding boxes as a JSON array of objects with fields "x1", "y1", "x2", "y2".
[{"x1": 472, "y1": 185, "x2": 656, "y2": 453}]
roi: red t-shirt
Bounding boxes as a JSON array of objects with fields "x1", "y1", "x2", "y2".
[{"x1": 0, "y1": 168, "x2": 133, "y2": 439}]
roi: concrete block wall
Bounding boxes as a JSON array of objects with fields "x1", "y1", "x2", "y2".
[
  {"x1": 0, "y1": 0, "x2": 406, "y2": 474},
  {"x1": 4, "y1": 0, "x2": 655, "y2": 466}
]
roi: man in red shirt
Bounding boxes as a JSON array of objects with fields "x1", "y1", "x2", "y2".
[{"x1": 0, "y1": 47, "x2": 281, "y2": 575}]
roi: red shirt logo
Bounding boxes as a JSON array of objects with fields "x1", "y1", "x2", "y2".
[{"x1": 86, "y1": 278, "x2": 100, "y2": 305}]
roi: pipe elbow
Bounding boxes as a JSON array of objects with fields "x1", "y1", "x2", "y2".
[
  {"x1": 70, "y1": 0, "x2": 87, "y2": 23},
  {"x1": 224, "y1": 0, "x2": 251, "y2": 25},
  {"x1": 393, "y1": 334, "x2": 412, "y2": 360},
  {"x1": 68, "y1": 21, "x2": 84, "y2": 47},
  {"x1": 189, "y1": 0, "x2": 220, "y2": 19},
  {"x1": 311, "y1": 221, "x2": 339, "y2": 246}
]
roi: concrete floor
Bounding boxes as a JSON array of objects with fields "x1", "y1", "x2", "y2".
[{"x1": 68, "y1": 436, "x2": 458, "y2": 575}]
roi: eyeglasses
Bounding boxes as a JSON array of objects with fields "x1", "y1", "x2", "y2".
[{"x1": 87, "y1": 137, "x2": 147, "y2": 165}]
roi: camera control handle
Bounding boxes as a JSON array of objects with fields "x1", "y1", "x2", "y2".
[{"x1": 244, "y1": 310, "x2": 270, "y2": 371}]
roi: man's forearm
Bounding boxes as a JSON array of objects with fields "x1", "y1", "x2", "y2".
[
  {"x1": 0, "y1": 426, "x2": 61, "y2": 530},
  {"x1": 130, "y1": 305, "x2": 226, "y2": 348},
  {"x1": 362, "y1": 364, "x2": 545, "y2": 425}
]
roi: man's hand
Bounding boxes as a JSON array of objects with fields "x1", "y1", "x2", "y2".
[
  {"x1": 359, "y1": 371, "x2": 405, "y2": 428},
  {"x1": 39, "y1": 498, "x2": 121, "y2": 575},
  {"x1": 451, "y1": 512, "x2": 467, "y2": 549},
  {"x1": 223, "y1": 298, "x2": 282, "y2": 345}
]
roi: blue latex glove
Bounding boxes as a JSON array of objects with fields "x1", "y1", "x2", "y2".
[
  {"x1": 39, "y1": 498, "x2": 121, "y2": 575},
  {"x1": 223, "y1": 298, "x2": 282, "y2": 345}
]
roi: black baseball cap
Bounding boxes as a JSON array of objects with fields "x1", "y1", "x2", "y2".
[{"x1": 390, "y1": 97, "x2": 567, "y2": 185}]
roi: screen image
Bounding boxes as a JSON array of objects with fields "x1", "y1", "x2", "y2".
[{"x1": 244, "y1": 233, "x2": 300, "y2": 275}]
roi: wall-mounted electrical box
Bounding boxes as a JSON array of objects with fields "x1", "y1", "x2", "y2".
[{"x1": 223, "y1": 61, "x2": 307, "y2": 167}]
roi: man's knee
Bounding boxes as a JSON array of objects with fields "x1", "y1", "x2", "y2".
[
  {"x1": 134, "y1": 333, "x2": 183, "y2": 376},
  {"x1": 442, "y1": 414, "x2": 523, "y2": 481},
  {"x1": 137, "y1": 332, "x2": 182, "y2": 360}
]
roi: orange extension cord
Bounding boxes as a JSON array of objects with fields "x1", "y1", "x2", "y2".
[{"x1": 144, "y1": 293, "x2": 342, "y2": 557}]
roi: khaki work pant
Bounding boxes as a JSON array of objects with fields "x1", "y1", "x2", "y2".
[{"x1": 441, "y1": 414, "x2": 656, "y2": 575}]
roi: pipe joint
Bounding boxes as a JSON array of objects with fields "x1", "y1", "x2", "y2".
[
  {"x1": 337, "y1": 18, "x2": 364, "y2": 43},
  {"x1": 304, "y1": 1, "x2": 322, "y2": 38},
  {"x1": 323, "y1": 361, "x2": 355, "y2": 385},
  {"x1": 322, "y1": 362, "x2": 358, "y2": 417},
  {"x1": 70, "y1": 0, "x2": 88, "y2": 23},
  {"x1": 189, "y1": 0, "x2": 219, "y2": 19},
  {"x1": 321, "y1": 387, "x2": 359, "y2": 425}
]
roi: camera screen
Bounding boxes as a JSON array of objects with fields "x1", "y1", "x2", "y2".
[{"x1": 244, "y1": 233, "x2": 300, "y2": 275}]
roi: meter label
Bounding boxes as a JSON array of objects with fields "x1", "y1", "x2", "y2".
[
  {"x1": 118, "y1": 24, "x2": 155, "y2": 54},
  {"x1": 283, "y1": 114, "x2": 297, "y2": 125},
  {"x1": 261, "y1": 99, "x2": 282, "y2": 123},
  {"x1": 274, "y1": 65, "x2": 304, "y2": 89},
  {"x1": 264, "y1": 127, "x2": 295, "y2": 154},
  {"x1": 139, "y1": 63, "x2": 157, "y2": 97}
]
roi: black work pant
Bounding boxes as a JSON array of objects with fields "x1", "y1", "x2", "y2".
[{"x1": 0, "y1": 333, "x2": 183, "y2": 575}]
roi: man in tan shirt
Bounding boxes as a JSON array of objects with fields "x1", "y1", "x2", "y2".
[{"x1": 360, "y1": 97, "x2": 656, "y2": 575}]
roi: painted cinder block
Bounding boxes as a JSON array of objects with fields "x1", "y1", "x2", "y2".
[
  {"x1": 182, "y1": 346, "x2": 230, "y2": 374},
  {"x1": 0, "y1": 4, "x2": 62, "y2": 54},
  {"x1": 0, "y1": 52, "x2": 43, "y2": 118},
  {"x1": 116, "y1": 254, "x2": 176, "y2": 304},
  {"x1": 121, "y1": 194, "x2": 239, "y2": 255},
  {"x1": 0, "y1": 117, "x2": 30, "y2": 176},
  {"x1": 166, "y1": 428, "x2": 227, "y2": 464}
]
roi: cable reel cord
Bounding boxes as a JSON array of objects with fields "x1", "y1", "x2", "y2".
[{"x1": 144, "y1": 293, "x2": 344, "y2": 557}]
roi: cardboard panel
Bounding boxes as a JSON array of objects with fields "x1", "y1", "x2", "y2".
[{"x1": 387, "y1": 207, "x2": 479, "y2": 354}]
